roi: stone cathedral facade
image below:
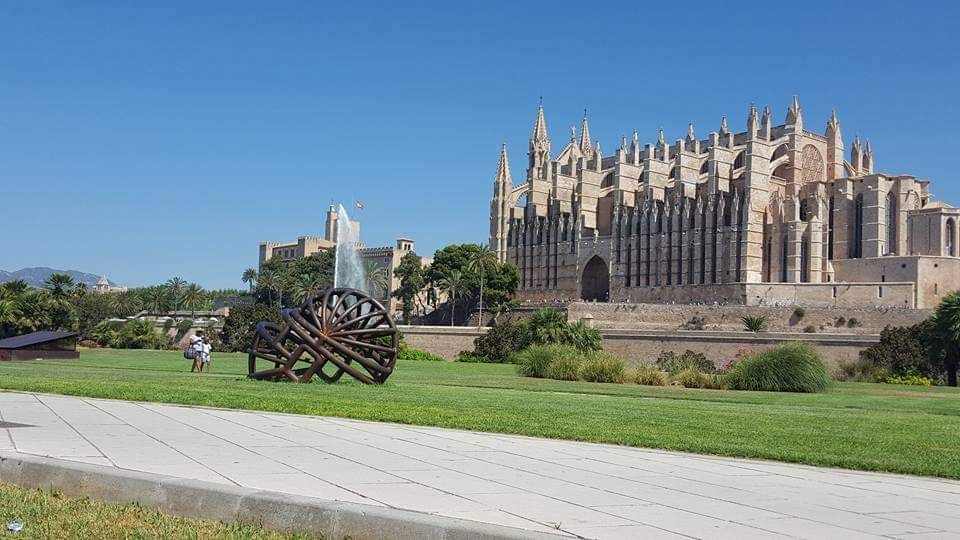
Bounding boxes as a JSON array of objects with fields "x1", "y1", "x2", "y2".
[{"x1": 489, "y1": 98, "x2": 960, "y2": 309}]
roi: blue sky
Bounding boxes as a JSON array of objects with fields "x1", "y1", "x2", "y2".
[{"x1": 1, "y1": 1, "x2": 958, "y2": 289}]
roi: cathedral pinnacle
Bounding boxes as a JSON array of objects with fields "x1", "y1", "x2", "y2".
[
  {"x1": 657, "y1": 128, "x2": 665, "y2": 146},
  {"x1": 827, "y1": 109, "x2": 841, "y2": 138},
  {"x1": 531, "y1": 102, "x2": 549, "y2": 144},
  {"x1": 579, "y1": 110, "x2": 592, "y2": 155},
  {"x1": 719, "y1": 116, "x2": 729, "y2": 135},
  {"x1": 786, "y1": 95, "x2": 802, "y2": 125},
  {"x1": 495, "y1": 142, "x2": 512, "y2": 185},
  {"x1": 686, "y1": 123, "x2": 696, "y2": 142}
]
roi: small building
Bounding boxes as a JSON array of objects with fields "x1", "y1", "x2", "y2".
[{"x1": 0, "y1": 331, "x2": 80, "y2": 361}]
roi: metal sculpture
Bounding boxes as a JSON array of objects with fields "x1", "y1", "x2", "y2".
[{"x1": 247, "y1": 288, "x2": 398, "y2": 384}]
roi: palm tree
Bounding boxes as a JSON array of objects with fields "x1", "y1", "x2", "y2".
[
  {"x1": 466, "y1": 246, "x2": 498, "y2": 329},
  {"x1": 44, "y1": 273, "x2": 75, "y2": 303},
  {"x1": 291, "y1": 273, "x2": 325, "y2": 305},
  {"x1": 2, "y1": 279, "x2": 29, "y2": 297},
  {"x1": 363, "y1": 260, "x2": 389, "y2": 299},
  {"x1": 929, "y1": 292, "x2": 960, "y2": 386},
  {"x1": 73, "y1": 282, "x2": 88, "y2": 297},
  {"x1": 438, "y1": 269, "x2": 465, "y2": 327},
  {"x1": 0, "y1": 299, "x2": 20, "y2": 337},
  {"x1": 256, "y1": 270, "x2": 279, "y2": 307},
  {"x1": 241, "y1": 268, "x2": 258, "y2": 293},
  {"x1": 111, "y1": 292, "x2": 141, "y2": 317},
  {"x1": 165, "y1": 277, "x2": 188, "y2": 310},
  {"x1": 145, "y1": 287, "x2": 170, "y2": 314},
  {"x1": 181, "y1": 283, "x2": 206, "y2": 315}
]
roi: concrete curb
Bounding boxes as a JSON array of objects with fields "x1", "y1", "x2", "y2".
[{"x1": 0, "y1": 451, "x2": 564, "y2": 539}]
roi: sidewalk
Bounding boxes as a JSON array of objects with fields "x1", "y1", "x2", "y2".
[{"x1": 1, "y1": 391, "x2": 958, "y2": 539}]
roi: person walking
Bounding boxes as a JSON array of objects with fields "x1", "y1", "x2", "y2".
[
  {"x1": 200, "y1": 336, "x2": 213, "y2": 373},
  {"x1": 189, "y1": 331, "x2": 204, "y2": 373}
]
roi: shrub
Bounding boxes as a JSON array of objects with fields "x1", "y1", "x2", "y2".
[
  {"x1": 527, "y1": 309, "x2": 568, "y2": 344},
  {"x1": 544, "y1": 353, "x2": 582, "y2": 381},
  {"x1": 630, "y1": 364, "x2": 670, "y2": 386},
  {"x1": 473, "y1": 320, "x2": 531, "y2": 363},
  {"x1": 883, "y1": 374, "x2": 933, "y2": 386},
  {"x1": 656, "y1": 350, "x2": 716, "y2": 374},
  {"x1": 672, "y1": 368, "x2": 716, "y2": 389},
  {"x1": 580, "y1": 351, "x2": 625, "y2": 383},
  {"x1": 835, "y1": 317, "x2": 847, "y2": 327},
  {"x1": 162, "y1": 318, "x2": 174, "y2": 331},
  {"x1": 741, "y1": 315, "x2": 767, "y2": 333},
  {"x1": 859, "y1": 324, "x2": 933, "y2": 378},
  {"x1": 721, "y1": 349, "x2": 753, "y2": 372},
  {"x1": 793, "y1": 307, "x2": 806, "y2": 319},
  {"x1": 111, "y1": 320, "x2": 171, "y2": 350},
  {"x1": 176, "y1": 319, "x2": 194, "y2": 333},
  {"x1": 803, "y1": 325, "x2": 817, "y2": 333},
  {"x1": 90, "y1": 320, "x2": 120, "y2": 347},
  {"x1": 847, "y1": 317, "x2": 861, "y2": 328},
  {"x1": 682, "y1": 315, "x2": 706, "y2": 330},
  {"x1": 455, "y1": 351, "x2": 489, "y2": 363},
  {"x1": 724, "y1": 343, "x2": 830, "y2": 393},
  {"x1": 218, "y1": 303, "x2": 282, "y2": 352},
  {"x1": 563, "y1": 321, "x2": 603, "y2": 352},
  {"x1": 515, "y1": 344, "x2": 578, "y2": 378},
  {"x1": 399, "y1": 348, "x2": 445, "y2": 362},
  {"x1": 835, "y1": 357, "x2": 889, "y2": 382}
]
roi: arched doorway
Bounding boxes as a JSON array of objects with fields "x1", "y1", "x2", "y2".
[{"x1": 581, "y1": 256, "x2": 610, "y2": 302}]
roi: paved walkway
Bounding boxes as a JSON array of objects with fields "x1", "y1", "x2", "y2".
[{"x1": 1, "y1": 392, "x2": 958, "y2": 539}]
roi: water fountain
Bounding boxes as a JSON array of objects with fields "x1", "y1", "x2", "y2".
[{"x1": 333, "y1": 204, "x2": 367, "y2": 292}]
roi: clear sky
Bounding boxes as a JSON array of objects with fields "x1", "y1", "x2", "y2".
[{"x1": 2, "y1": 1, "x2": 958, "y2": 289}]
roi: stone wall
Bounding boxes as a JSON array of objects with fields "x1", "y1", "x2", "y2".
[
  {"x1": 568, "y1": 301, "x2": 929, "y2": 334},
  {"x1": 400, "y1": 324, "x2": 880, "y2": 369}
]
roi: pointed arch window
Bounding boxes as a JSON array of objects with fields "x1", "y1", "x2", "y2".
[
  {"x1": 852, "y1": 194, "x2": 864, "y2": 258},
  {"x1": 733, "y1": 151, "x2": 745, "y2": 170}
]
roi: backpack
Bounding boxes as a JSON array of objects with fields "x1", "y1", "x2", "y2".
[{"x1": 183, "y1": 347, "x2": 197, "y2": 360}]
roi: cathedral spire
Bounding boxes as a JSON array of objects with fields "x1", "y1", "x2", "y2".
[
  {"x1": 531, "y1": 102, "x2": 548, "y2": 144},
  {"x1": 786, "y1": 95, "x2": 803, "y2": 126},
  {"x1": 657, "y1": 128, "x2": 665, "y2": 147},
  {"x1": 578, "y1": 110, "x2": 592, "y2": 155},
  {"x1": 495, "y1": 142, "x2": 512, "y2": 186}
]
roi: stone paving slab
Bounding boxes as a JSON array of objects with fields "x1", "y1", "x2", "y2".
[{"x1": 2, "y1": 391, "x2": 960, "y2": 539}]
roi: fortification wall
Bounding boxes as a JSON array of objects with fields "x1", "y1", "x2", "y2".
[
  {"x1": 399, "y1": 325, "x2": 882, "y2": 369},
  {"x1": 567, "y1": 302, "x2": 929, "y2": 334}
]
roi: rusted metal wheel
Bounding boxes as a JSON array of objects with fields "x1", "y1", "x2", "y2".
[{"x1": 247, "y1": 288, "x2": 398, "y2": 384}]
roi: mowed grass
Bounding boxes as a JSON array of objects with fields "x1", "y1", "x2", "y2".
[
  {"x1": 1, "y1": 348, "x2": 959, "y2": 479},
  {"x1": 0, "y1": 483, "x2": 312, "y2": 539}
]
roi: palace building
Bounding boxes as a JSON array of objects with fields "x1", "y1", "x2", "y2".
[{"x1": 489, "y1": 98, "x2": 960, "y2": 308}]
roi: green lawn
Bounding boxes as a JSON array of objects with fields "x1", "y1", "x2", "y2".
[
  {"x1": 0, "y1": 483, "x2": 311, "y2": 539},
  {"x1": 1, "y1": 348, "x2": 959, "y2": 479}
]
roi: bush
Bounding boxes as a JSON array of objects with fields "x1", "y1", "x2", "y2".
[
  {"x1": 544, "y1": 353, "x2": 582, "y2": 381},
  {"x1": 563, "y1": 321, "x2": 603, "y2": 352},
  {"x1": 630, "y1": 364, "x2": 669, "y2": 386},
  {"x1": 741, "y1": 315, "x2": 767, "y2": 333},
  {"x1": 218, "y1": 304, "x2": 283, "y2": 352},
  {"x1": 656, "y1": 350, "x2": 716, "y2": 374},
  {"x1": 455, "y1": 351, "x2": 489, "y2": 363},
  {"x1": 859, "y1": 324, "x2": 933, "y2": 378},
  {"x1": 835, "y1": 357, "x2": 888, "y2": 382},
  {"x1": 793, "y1": 307, "x2": 806, "y2": 319},
  {"x1": 162, "y1": 318, "x2": 174, "y2": 331},
  {"x1": 580, "y1": 351, "x2": 625, "y2": 383},
  {"x1": 176, "y1": 319, "x2": 194, "y2": 333},
  {"x1": 724, "y1": 343, "x2": 830, "y2": 393},
  {"x1": 473, "y1": 320, "x2": 531, "y2": 363},
  {"x1": 514, "y1": 345, "x2": 578, "y2": 378},
  {"x1": 883, "y1": 374, "x2": 933, "y2": 386},
  {"x1": 398, "y1": 348, "x2": 445, "y2": 362},
  {"x1": 847, "y1": 317, "x2": 861, "y2": 328},
  {"x1": 111, "y1": 320, "x2": 171, "y2": 350},
  {"x1": 682, "y1": 315, "x2": 706, "y2": 330},
  {"x1": 90, "y1": 320, "x2": 120, "y2": 347},
  {"x1": 721, "y1": 349, "x2": 753, "y2": 372},
  {"x1": 672, "y1": 368, "x2": 715, "y2": 389},
  {"x1": 803, "y1": 325, "x2": 817, "y2": 333}
]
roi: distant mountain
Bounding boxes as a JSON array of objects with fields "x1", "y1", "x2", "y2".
[{"x1": 0, "y1": 267, "x2": 114, "y2": 289}]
